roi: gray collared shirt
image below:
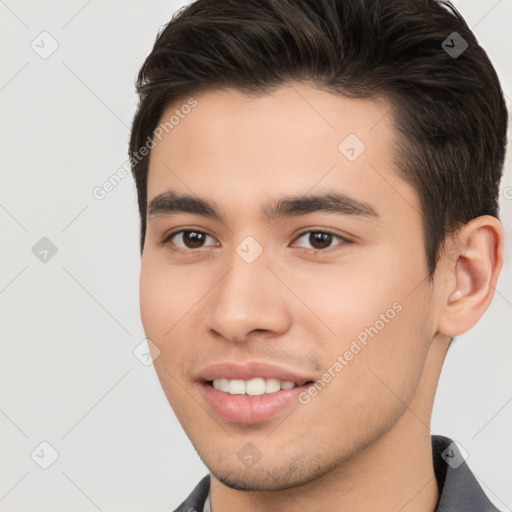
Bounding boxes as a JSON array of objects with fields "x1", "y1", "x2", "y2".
[{"x1": 172, "y1": 435, "x2": 501, "y2": 512}]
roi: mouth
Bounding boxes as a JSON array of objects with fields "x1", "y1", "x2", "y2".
[
  {"x1": 196, "y1": 362, "x2": 317, "y2": 424},
  {"x1": 207, "y1": 377, "x2": 315, "y2": 395}
]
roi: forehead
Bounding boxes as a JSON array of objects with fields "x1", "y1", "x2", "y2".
[{"x1": 146, "y1": 84, "x2": 415, "y2": 223}]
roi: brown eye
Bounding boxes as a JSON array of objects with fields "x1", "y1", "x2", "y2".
[
  {"x1": 293, "y1": 230, "x2": 347, "y2": 251},
  {"x1": 168, "y1": 230, "x2": 216, "y2": 249},
  {"x1": 309, "y1": 232, "x2": 333, "y2": 250}
]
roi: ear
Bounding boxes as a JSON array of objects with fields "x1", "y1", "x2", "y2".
[{"x1": 437, "y1": 215, "x2": 504, "y2": 338}]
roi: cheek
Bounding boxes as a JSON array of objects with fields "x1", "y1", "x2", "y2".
[
  {"x1": 139, "y1": 257, "x2": 209, "y2": 374},
  {"x1": 280, "y1": 258, "x2": 404, "y2": 345},
  {"x1": 139, "y1": 261, "x2": 199, "y2": 418},
  {"x1": 296, "y1": 304, "x2": 431, "y2": 453},
  {"x1": 139, "y1": 254, "x2": 191, "y2": 334},
  {"x1": 139, "y1": 264, "x2": 166, "y2": 337},
  {"x1": 295, "y1": 245, "x2": 432, "y2": 404},
  {"x1": 139, "y1": 258, "x2": 186, "y2": 374}
]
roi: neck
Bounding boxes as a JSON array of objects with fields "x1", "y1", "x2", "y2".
[{"x1": 210, "y1": 336, "x2": 450, "y2": 512}]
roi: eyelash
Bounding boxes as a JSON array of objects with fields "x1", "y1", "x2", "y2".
[{"x1": 162, "y1": 228, "x2": 351, "y2": 254}]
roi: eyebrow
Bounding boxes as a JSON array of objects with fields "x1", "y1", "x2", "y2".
[{"x1": 147, "y1": 190, "x2": 380, "y2": 222}]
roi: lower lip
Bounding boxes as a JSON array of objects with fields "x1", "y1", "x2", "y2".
[{"x1": 200, "y1": 382, "x2": 307, "y2": 424}]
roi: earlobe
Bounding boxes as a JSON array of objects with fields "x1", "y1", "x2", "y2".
[{"x1": 437, "y1": 216, "x2": 504, "y2": 338}]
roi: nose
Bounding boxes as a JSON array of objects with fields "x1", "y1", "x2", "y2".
[{"x1": 204, "y1": 250, "x2": 292, "y2": 344}]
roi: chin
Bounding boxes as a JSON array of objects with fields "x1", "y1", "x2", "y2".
[{"x1": 205, "y1": 456, "x2": 333, "y2": 492}]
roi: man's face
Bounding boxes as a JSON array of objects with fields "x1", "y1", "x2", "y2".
[{"x1": 140, "y1": 85, "x2": 440, "y2": 490}]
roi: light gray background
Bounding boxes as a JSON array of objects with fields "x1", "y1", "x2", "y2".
[{"x1": 1, "y1": 1, "x2": 511, "y2": 510}]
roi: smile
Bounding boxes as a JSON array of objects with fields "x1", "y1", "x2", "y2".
[{"x1": 210, "y1": 377, "x2": 300, "y2": 395}]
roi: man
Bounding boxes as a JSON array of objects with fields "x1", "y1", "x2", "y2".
[{"x1": 129, "y1": 0, "x2": 507, "y2": 510}]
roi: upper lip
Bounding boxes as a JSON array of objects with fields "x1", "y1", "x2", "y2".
[{"x1": 196, "y1": 362, "x2": 315, "y2": 387}]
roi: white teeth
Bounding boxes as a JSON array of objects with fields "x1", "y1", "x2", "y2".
[
  {"x1": 228, "y1": 379, "x2": 246, "y2": 395},
  {"x1": 245, "y1": 378, "x2": 266, "y2": 396},
  {"x1": 265, "y1": 378, "x2": 281, "y2": 394},
  {"x1": 216, "y1": 378, "x2": 230, "y2": 393},
  {"x1": 212, "y1": 377, "x2": 298, "y2": 395}
]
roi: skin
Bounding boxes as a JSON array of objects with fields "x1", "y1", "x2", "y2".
[{"x1": 139, "y1": 84, "x2": 503, "y2": 512}]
